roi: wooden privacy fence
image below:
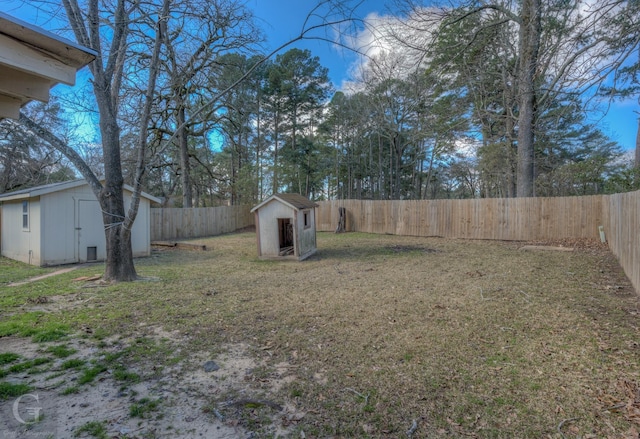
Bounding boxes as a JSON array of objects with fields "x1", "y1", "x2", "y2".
[
  {"x1": 147, "y1": 192, "x2": 639, "y2": 294},
  {"x1": 602, "y1": 191, "x2": 640, "y2": 295},
  {"x1": 150, "y1": 205, "x2": 254, "y2": 241},
  {"x1": 316, "y1": 192, "x2": 640, "y2": 294},
  {"x1": 316, "y1": 196, "x2": 605, "y2": 240}
]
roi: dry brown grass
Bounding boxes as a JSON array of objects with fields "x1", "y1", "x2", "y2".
[
  {"x1": 4, "y1": 231, "x2": 639, "y2": 438},
  {"x1": 120, "y1": 231, "x2": 637, "y2": 438}
]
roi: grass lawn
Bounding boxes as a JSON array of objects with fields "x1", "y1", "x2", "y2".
[
  {"x1": 0, "y1": 256, "x2": 55, "y2": 285},
  {"x1": 0, "y1": 231, "x2": 639, "y2": 438}
]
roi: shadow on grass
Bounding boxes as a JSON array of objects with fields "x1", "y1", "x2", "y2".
[{"x1": 309, "y1": 242, "x2": 443, "y2": 262}]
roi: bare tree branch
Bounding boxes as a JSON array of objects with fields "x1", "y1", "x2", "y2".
[{"x1": 15, "y1": 112, "x2": 103, "y2": 195}]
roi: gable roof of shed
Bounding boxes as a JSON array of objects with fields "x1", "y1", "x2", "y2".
[
  {"x1": 250, "y1": 193, "x2": 318, "y2": 213},
  {"x1": 0, "y1": 179, "x2": 161, "y2": 204}
]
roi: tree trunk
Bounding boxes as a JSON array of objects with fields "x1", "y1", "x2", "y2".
[
  {"x1": 505, "y1": 128, "x2": 517, "y2": 198},
  {"x1": 335, "y1": 207, "x2": 346, "y2": 233},
  {"x1": 305, "y1": 152, "x2": 311, "y2": 197},
  {"x1": 177, "y1": 104, "x2": 192, "y2": 207},
  {"x1": 98, "y1": 102, "x2": 137, "y2": 281},
  {"x1": 60, "y1": 0, "x2": 166, "y2": 282},
  {"x1": 257, "y1": 86, "x2": 262, "y2": 199},
  {"x1": 273, "y1": 109, "x2": 280, "y2": 194},
  {"x1": 425, "y1": 142, "x2": 437, "y2": 200},
  {"x1": 103, "y1": 204, "x2": 136, "y2": 281},
  {"x1": 516, "y1": 0, "x2": 541, "y2": 198},
  {"x1": 635, "y1": 116, "x2": 640, "y2": 168}
]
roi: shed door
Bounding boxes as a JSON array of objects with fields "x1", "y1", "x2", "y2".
[
  {"x1": 77, "y1": 199, "x2": 105, "y2": 262},
  {"x1": 278, "y1": 218, "x2": 294, "y2": 255}
]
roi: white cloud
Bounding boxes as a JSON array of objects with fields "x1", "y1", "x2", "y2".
[{"x1": 336, "y1": 8, "x2": 441, "y2": 93}]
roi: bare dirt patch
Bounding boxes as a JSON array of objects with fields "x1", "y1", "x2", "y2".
[
  {"x1": 0, "y1": 333, "x2": 300, "y2": 438},
  {"x1": 526, "y1": 237, "x2": 610, "y2": 252}
]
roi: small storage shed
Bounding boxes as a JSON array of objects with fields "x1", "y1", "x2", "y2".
[
  {"x1": 251, "y1": 193, "x2": 318, "y2": 261},
  {"x1": 0, "y1": 180, "x2": 160, "y2": 266}
]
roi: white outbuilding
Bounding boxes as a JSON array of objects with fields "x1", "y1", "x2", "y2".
[
  {"x1": 0, "y1": 180, "x2": 160, "y2": 266},
  {"x1": 251, "y1": 193, "x2": 318, "y2": 261}
]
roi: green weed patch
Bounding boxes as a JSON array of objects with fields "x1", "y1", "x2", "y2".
[{"x1": 0, "y1": 382, "x2": 31, "y2": 399}]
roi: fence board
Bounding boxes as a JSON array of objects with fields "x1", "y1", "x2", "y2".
[
  {"x1": 317, "y1": 196, "x2": 605, "y2": 241},
  {"x1": 603, "y1": 190, "x2": 640, "y2": 295},
  {"x1": 150, "y1": 205, "x2": 254, "y2": 241}
]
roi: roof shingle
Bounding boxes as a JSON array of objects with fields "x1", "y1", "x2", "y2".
[{"x1": 250, "y1": 193, "x2": 318, "y2": 212}]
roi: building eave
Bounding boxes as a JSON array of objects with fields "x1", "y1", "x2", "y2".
[
  {"x1": 250, "y1": 193, "x2": 318, "y2": 213},
  {"x1": 0, "y1": 179, "x2": 161, "y2": 204},
  {"x1": 0, "y1": 12, "x2": 96, "y2": 119}
]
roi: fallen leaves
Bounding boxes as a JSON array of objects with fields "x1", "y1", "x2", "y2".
[{"x1": 598, "y1": 378, "x2": 640, "y2": 426}]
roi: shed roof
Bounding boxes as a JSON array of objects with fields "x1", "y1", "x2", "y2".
[
  {"x1": 0, "y1": 179, "x2": 161, "y2": 204},
  {"x1": 250, "y1": 193, "x2": 318, "y2": 213},
  {"x1": 0, "y1": 12, "x2": 97, "y2": 119}
]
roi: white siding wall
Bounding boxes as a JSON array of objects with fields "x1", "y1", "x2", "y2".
[
  {"x1": 2, "y1": 184, "x2": 153, "y2": 266},
  {"x1": 1, "y1": 198, "x2": 41, "y2": 265},
  {"x1": 257, "y1": 201, "x2": 294, "y2": 257},
  {"x1": 41, "y1": 188, "x2": 83, "y2": 265},
  {"x1": 127, "y1": 196, "x2": 151, "y2": 257},
  {"x1": 256, "y1": 201, "x2": 317, "y2": 260},
  {"x1": 77, "y1": 198, "x2": 105, "y2": 262}
]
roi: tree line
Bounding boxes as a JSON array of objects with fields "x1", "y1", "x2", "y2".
[
  {"x1": 3, "y1": 1, "x2": 640, "y2": 206},
  {"x1": 1, "y1": 0, "x2": 640, "y2": 280}
]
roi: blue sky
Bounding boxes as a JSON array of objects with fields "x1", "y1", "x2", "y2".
[
  {"x1": 250, "y1": 1, "x2": 638, "y2": 154},
  {"x1": 247, "y1": 0, "x2": 388, "y2": 85},
  {"x1": 5, "y1": 0, "x2": 638, "y2": 153}
]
